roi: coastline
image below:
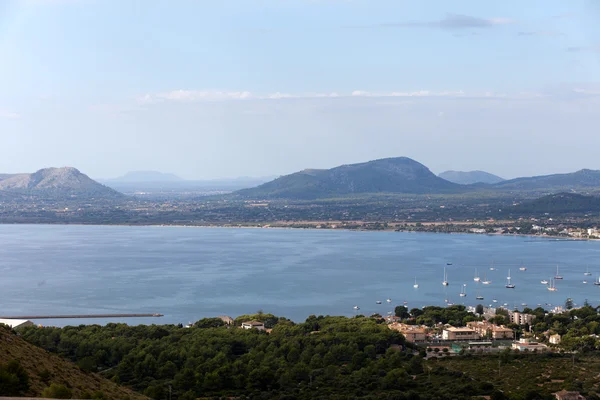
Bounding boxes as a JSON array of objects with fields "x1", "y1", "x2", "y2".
[{"x1": 0, "y1": 220, "x2": 597, "y2": 241}]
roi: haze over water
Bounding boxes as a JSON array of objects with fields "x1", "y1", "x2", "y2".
[{"x1": 1, "y1": 225, "x2": 599, "y2": 327}]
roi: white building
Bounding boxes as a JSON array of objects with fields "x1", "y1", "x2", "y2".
[
  {"x1": 509, "y1": 311, "x2": 534, "y2": 325},
  {"x1": 241, "y1": 321, "x2": 265, "y2": 330},
  {"x1": 0, "y1": 319, "x2": 35, "y2": 329}
]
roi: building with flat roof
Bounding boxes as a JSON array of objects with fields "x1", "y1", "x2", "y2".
[
  {"x1": 442, "y1": 326, "x2": 480, "y2": 341},
  {"x1": 512, "y1": 338, "x2": 548, "y2": 352},
  {"x1": 509, "y1": 311, "x2": 535, "y2": 325}
]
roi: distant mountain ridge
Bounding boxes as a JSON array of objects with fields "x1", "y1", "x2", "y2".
[
  {"x1": 236, "y1": 157, "x2": 462, "y2": 199},
  {"x1": 439, "y1": 170, "x2": 504, "y2": 185},
  {"x1": 493, "y1": 169, "x2": 600, "y2": 191},
  {"x1": 235, "y1": 157, "x2": 600, "y2": 199},
  {"x1": 105, "y1": 171, "x2": 183, "y2": 183},
  {"x1": 0, "y1": 167, "x2": 123, "y2": 199}
]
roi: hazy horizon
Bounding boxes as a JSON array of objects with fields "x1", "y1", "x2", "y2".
[{"x1": 1, "y1": 0, "x2": 599, "y2": 180}]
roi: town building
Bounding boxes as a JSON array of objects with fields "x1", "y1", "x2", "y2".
[
  {"x1": 467, "y1": 321, "x2": 514, "y2": 339},
  {"x1": 241, "y1": 321, "x2": 265, "y2": 330},
  {"x1": 0, "y1": 319, "x2": 34, "y2": 329},
  {"x1": 509, "y1": 311, "x2": 535, "y2": 325},
  {"x1": 442, "y1": 327, "x2": 480, "y2": 341},
  {"x1": 549, "y1": 334, "x2": 562, "y2": 345},
  {"x1": 388, "y1": 323, "x2": 427, "y2": 342},
  {"x1": 512, "y1": 338, "x2": 548, "y2": 352}
]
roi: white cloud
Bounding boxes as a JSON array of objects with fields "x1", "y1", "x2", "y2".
[
  {"x1": 0, "y1": 110, "x2": 19, "y2": 119},
  {"x1": 137, "y1": 89, "x2": 546, "y2": 105}
]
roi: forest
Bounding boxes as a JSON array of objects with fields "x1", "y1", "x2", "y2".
[{"x1": 20, "y1": 314, "x2": 502, "y2": 400}]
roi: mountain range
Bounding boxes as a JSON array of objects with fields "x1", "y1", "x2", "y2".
[
  {"x1": 438, "y1": 170, "x2": 504, "y2": 185},
  {"x1": 235, "y1": 157, "x2": 600, "y2": 199},
  {"x1": 3, "y1": 158, "x2": 600, "y2": 201},
  {"x1": 0, "y1": 167, "x2": 122, "y2": 199}
]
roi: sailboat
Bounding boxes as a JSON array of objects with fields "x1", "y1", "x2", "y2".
[
  {"x1": 505, "y1": 269, "x2": 515, "y2": 289},
  {"x1": 474, "y1": 268, "x2": 480, "y2": 282},
  {"x1": 519, "y1": 262, "x2": 527, "y2": 271},
  {"x1": 541, "y1": 278, "x2": 549, "y2": 285},
  {"x1": 489, "y1": 261, "x2": 496, "y2": 271},
  {"x1": 594, "y1": 276, "x2": 600, "y2": 286},
  {"x1": 476, "y1": 287, "x2": 484, "y2": 300},
  {"x1": 554, "y1": 265, "x2": 563, "y2": 280},
  {"x1": 585, "y1": 266, "x2": 592, "y2": 276},
  {"x1": 481, "y1": 272, "x2": 491, "y2": 285},
  {"x1": 413, "y1": 277, "x2": 419, "y2": 289},
  {"x1": 459, "y1": 284, "x2": 467, "y2": 297},
  {"x1": 442, "y1": 267, "x2": 449, "y2": 286},
  {"x1": 547, "y1": 279, "x2": 558, "y2": 291}
]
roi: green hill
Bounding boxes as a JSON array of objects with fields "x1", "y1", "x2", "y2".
[
  {"x1": 0, "y1": 325, "x2": 146, "y2": 399},
  {"x1": 511, "y1": 192, "x2": 600, "y2": 214},
  {"x1": 493, "y1": 169, "x2": 600, "y2": 192},
  {"x1": 236, "y1": 157, "x2": 462, "y2": 199}
]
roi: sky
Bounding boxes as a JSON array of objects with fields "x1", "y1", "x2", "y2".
[{"x1": 0, "y1": 0, "x2": 599, "y2": 180}]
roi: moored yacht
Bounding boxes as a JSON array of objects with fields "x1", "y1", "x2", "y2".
[
  {"x1": 505, "y1": 269, "x2": 515, "y2": 289},
  {"x1": 459, "y1": 284, "x2": 467, "y2": 297},
  {"x1": 442, "y1": 267, "x2": 449, "y2": 286},
  {"x1": 554, "y1": 265, "x2": 563, "y2": 280},
  {"x1": 413, "y1": 277, "x2": 419, "y2": 289},
  {"x1": 474, "y1": 268, "x2": 480, "y2": 282}
]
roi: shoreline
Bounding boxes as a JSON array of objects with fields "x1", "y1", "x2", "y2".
[{"x1": 0, "y1": 221, "x2": 597, "y2": 241}]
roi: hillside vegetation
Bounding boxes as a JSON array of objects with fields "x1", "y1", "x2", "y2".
[
  {"x1": 0, "y1": 325, "x2": 146, "y2": 399},
  {"x1": 236, "y1": 157, "x2": 462, "y2": 199}
]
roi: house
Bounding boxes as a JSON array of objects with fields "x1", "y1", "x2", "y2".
[
  {"x1": 491, "y1": 326, "x2": 514, "y2": 340},
  {"x1": 512, "y1": 338, "x2": 548, "y2": 352},
  {"x1": 442, "y1": 327, "x2": 480, "y2": 341},
  {"x1": 553, "y1": 389, "x2": 586, "y2": 400},
  {"x1": 241, "y1": 321, "x2": 265, "y2": 330},
  {"x1": 549, "y1": 334, "x2": 562, "y2": 345},
  {"x1": 0, "y1": 319, "x2": 35, "y2": 329},
  {"x1": 466, "y1": 321, "x2": 514, "y2": 340},
  {"x1": 388, "y1": 323, "x2": 427, "y2": 342}
]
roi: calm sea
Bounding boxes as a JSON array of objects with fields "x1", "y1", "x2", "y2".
[{"x1": 1, "y1": 224, "x2": 599, "y2": 326}]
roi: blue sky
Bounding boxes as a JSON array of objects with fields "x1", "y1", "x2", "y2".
[{"x1": 0, "y1": 0, "x2": 599, "y2": 179}]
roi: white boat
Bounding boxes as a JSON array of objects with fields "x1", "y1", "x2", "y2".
[
  {"x1": 506, "y1": 269, "x2": 515, "y2": 289},
  {"x1": 353, "y1": 305, "x2": 360, "y2": 310},
  {"x1": 481, "y1": 272, "x2": 491, "y2": 285},
  {"x1": 519, "y1": 265, "x2": 527, "y2": 271},
  {"x1": 413, "y1": 277, "x2": 419, "y2": 289},
  {"x1": 594, "y1": 276, "x2": 600, "y2": 286},
  {"x1": 386, "y1": 299, "x2": 392, "y2": 303},
  {"x1": 585, "y1": 266, "x2": 592, "y2": 276},
  {"x1": 376, "y1": 300, "x2": 382, "y2": 304},
  {"x1": 459, "y1": 284, "x2": 467, "y2": 297},
  {"x1": 554, "y1": 265, "x2": 563, "y2": 280},
  {"x1": 583, "y1": 280, "x2": 588, "y2": 284},
  {"x1": 442, "y1": 267, "x2": 449, "y2": 286},
  {"x1": 489, "y1": 262, "x2": 496, "y2": 271},
  {"x1": 492, "y1": 299, "x2": 498, "y2": 303},
  {"x1": 474, "y1": 268, "x2": 480, "y2": 282},
  {"x1": 547, "y1": 279, "x2": 558, "y2": 291},
  {"x1": 541, "y1": 279, "x2": 549, "y2": 285}
]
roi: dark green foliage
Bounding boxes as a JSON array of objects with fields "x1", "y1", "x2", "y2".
[
  {"x1": 21, "y1": 316, "x2": 495, "y2": 399},
  {"x1": 0, "y1": 360, "x2": 29, "y2": 396},
  {"x1": 41, "y1": 383, "x2": 73, "y2": 398},
  {"x1": 193, "y1": 317, "x2": 225, "y2": 328}
]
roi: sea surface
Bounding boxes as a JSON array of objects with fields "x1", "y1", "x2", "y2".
[{"x1": 1, "y1": 224, "x2": 599, "y2": 327}]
